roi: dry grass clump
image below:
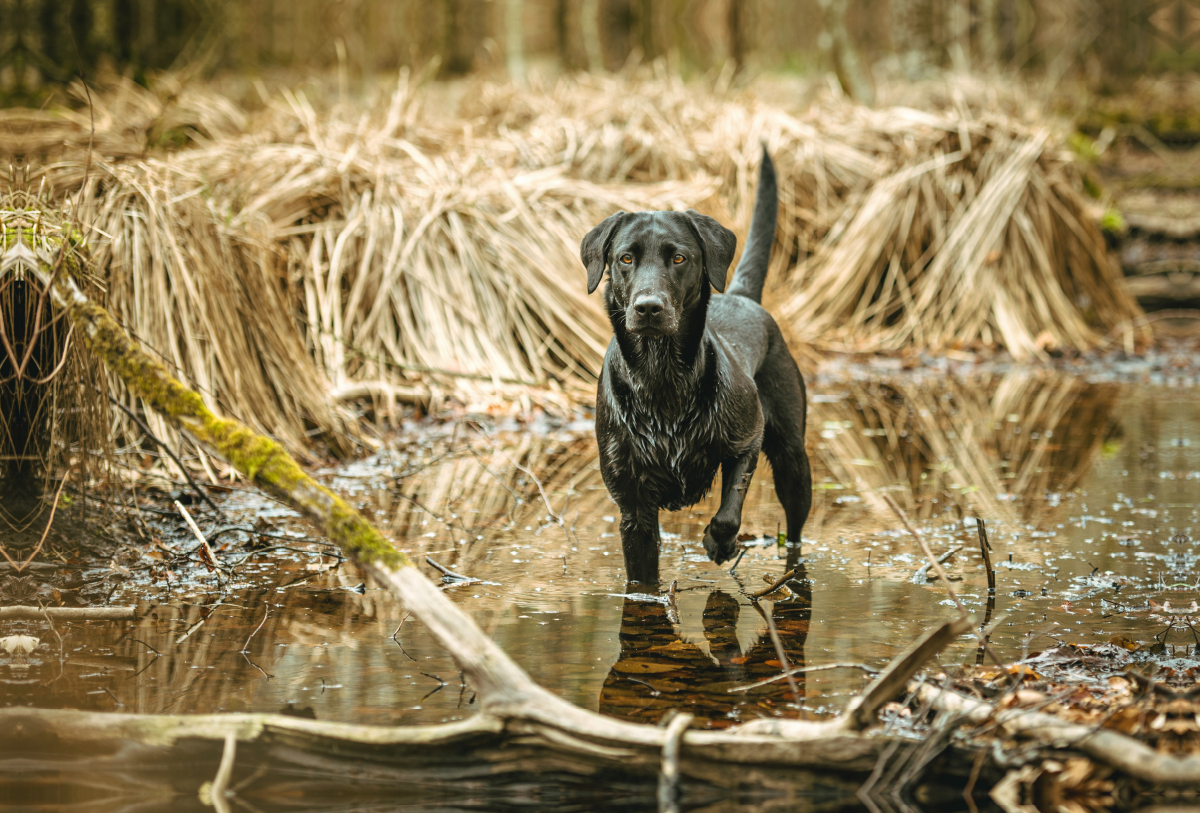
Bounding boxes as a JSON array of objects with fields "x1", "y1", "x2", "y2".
[{"x1": 778, "y1": 103, "x2": 1143, "y2": 358}]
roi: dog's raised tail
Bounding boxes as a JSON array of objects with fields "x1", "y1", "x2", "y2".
[{"x1": 725, "y1": 146, "x2": 777, "y2": 304}]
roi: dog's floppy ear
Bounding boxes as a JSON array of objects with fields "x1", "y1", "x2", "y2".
[
  {"x1": 684, "y1": 210, "x2": 736, "y2": 293},
  {"x1": 581, "y1": 211, "x2": 626, "y2": 294}
]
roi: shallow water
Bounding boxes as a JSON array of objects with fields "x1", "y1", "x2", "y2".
[{"x1": 5, "y1": 363, "x2": 1200, "y2": 805}]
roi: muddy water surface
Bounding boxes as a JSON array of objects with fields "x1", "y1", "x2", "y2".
[{"x1": 3, "y1": 365, "x2": 1199, "y2": 737}]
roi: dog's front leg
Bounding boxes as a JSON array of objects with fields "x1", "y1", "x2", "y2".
[
  {"x1": 618, "y1": 503, "x2": 661, "y2": 586},
  {"x1": 702, "y1": 443, "x2": 761, "y2": 565}
]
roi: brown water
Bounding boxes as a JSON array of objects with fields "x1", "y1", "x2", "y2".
[{"x1": 4, "y1": 362, "x2": 1200, "y2": 806}]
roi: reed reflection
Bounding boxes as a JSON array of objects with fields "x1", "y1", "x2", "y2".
[{"x1": 812, "y1": 371, "x2": 1121, "y2": 524}]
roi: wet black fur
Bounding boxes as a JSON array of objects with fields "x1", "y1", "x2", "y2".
[{"x1": 581, "y1": 148, "x2": 813, "y2": 585}]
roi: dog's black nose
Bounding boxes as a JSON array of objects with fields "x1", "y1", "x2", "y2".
[{"x1": 632, "y1": 295, "x2": 664, "y2": 318}]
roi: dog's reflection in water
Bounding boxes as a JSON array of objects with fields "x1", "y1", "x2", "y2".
[{"x1": 599, "y1": 569, "x2": 810, "y2": 728}]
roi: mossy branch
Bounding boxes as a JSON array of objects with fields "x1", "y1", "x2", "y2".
[
  {"x1": 63, "y1": 290, "x2": 408, "y2": 572},
  {"x1": 31, "y1": 252, "x2": 550, "y2": 708}
]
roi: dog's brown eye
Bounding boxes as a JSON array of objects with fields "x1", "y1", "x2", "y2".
[
  {"x1": 673, "y1": 254, "x2": 685, "y2": 264},
  {"x1": 620, "y1": 254, "x2": 633, "y2": 264}
]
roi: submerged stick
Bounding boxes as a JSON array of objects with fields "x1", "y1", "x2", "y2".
[
  {"x1": 728, "y1": 662, "x2": 881, "y2": 694},
  {"x1": 750, "y1": 600, "x2": 803, "y2": 706},
  {"x1": 977, "y1": 518, "x2": 996, "y2": 593},
  {"x1": 425, "y1": 556, "x2": 481, "y2": 584},
  {"x1": 175, "y1": 500, "x2": 223, "y2": 580},
  {"x1": 911, "y1": 545, "x2": 963, "y2": 585},
  {"x1": 748, "y1": 569, "x2": 797, "y2": 599}
]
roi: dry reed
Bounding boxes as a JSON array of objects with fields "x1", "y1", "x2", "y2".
[{"x1": 0, "y1": 197, "x2": 109, "y2": 530}]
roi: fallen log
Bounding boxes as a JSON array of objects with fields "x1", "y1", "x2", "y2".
[{"x1": 0, "y1": 605, "x2": 138, "y2": 620}]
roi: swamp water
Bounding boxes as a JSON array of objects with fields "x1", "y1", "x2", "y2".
[{"x1": 4, "y1": 361, "x2": 1200, "y2": 810}]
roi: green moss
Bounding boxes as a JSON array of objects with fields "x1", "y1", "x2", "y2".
[
  {"x1": 1101, "y1": 207, "x2": 1127, "y2": 235},
  {"x1": 1066, "y1": 132, "x2": 1099, "y2": 164},
  {"x1": 48, "y1": 257, "x2": 410, "y2": 573}
]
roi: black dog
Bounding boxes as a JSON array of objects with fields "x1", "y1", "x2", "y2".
[{"x1": 581, "y1": 148, "x2": 812, "y2": 585}]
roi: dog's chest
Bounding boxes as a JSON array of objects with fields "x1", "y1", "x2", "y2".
[{"x1": 614, "y1": 402, "x2": 724, "y2": 510}]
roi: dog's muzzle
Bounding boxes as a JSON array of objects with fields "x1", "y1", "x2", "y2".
[{"x1": 626, "y1": 293, "x2": 676, "y2": 335}]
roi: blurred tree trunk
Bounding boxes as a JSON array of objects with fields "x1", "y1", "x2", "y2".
[
  {"x1": 580, "y1": 0, "x2": 604, "y2": 70},
  {"x1": 441, "y1": 0, "x2": 486, "y2": 76},
  {"x1": 600, "y1": 0, "x2": 634, "y2": 69},
  {"x1": 556, "y1": 0, "x2": 589, "y2": 72},
  {"x1": 728, "y1": 0, "x2": 748, "y2": 72},
  {"x1": 978, "y1": 0, "x2": 999, "y2": 70},
  {"x1": 820, "y1": 0, "x2": 875, "y2": 105},
  {"x1": 506, "y1": 0, "x2": 526, "y2": 80}
]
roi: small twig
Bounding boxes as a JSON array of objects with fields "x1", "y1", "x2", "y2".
[
  {"x1": 175, "y1": 501, "x2": 224, "y2": 582},
  {"x1": 911, "y1": 545, "x2": 963, "y2": 585},
  {"x1": 425, "y1": 556, "x2": 481, "y2": 584},
  {"x1": 40, "y1": 608, "x2": 64, "y2": 653},
  {"x1": 657, "y1": 712, "x2": 693, "y2": 813},
  {"x1": 727, "y1": 545, "x2": 749, "y2": 574},
  {"x1": 242, "y1": 605, "x2": 269, "y2": 653},
  {"x1": 728, "y1": 661, "x2": 882, "y2": 693},
  {"x1": 127, "y1": 637, "x2": 160, "y2": 656},
  {"x1": 750, "y1": 600, "x2": 802, "y2": 706},
  {"x1": 176, "y1": 614, "x2": 210, "y2": 644},
  {"x1": 392, "y1": 612, "x2": 416, "y2": 661},
  {"x1": 666, "y1": 579, "x2": 679, "y2": 625},
  {"x1": 241, "y1": 652, "x2": 274, "y2": 680},
  {"x1": 747, "y1": 569, "x2": 797, "y2": 599},
  {"x1": 110, "y1": 396, "x2": 225, "y2": 516}
]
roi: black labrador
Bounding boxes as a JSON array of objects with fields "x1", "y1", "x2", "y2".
[{"x1": 580, "y1": 148, "x2": 812, "y2": 585}]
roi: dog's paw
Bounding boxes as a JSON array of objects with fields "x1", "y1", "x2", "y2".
[{"x1": 702, "y1": 523, "x2": 738, "y2": 565}]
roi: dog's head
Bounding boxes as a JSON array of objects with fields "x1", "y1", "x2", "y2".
[{"x1": 580, "y1": 210, "x2": 735, "y2": 337}]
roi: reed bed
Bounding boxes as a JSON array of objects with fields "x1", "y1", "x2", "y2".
[{"x1": 4, "y1": 70, "x2": 1137, "y2": 461}]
